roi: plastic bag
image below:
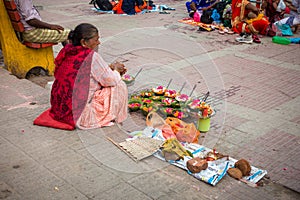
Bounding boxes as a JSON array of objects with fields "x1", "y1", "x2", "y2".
[
  {"x1": 165, "y1": 117, "x2": 186, "y2": 133},
  {"x1": 161, "y1": 138, "x2": 191, "y2": 161},
  {"x1": 276, "y1": 23, "x2": 293, "y2": 36},
  {"x1": 176, "y1": 123, "x2": 200, "y2": 144},
  {"x1": 276, "y1": 0, "x2": 286, "y2": 12},
  {"x1": 146, "y1": 112, "x2": 176, "y2": 139},
  {"x1": 146, "y1": 111, "x2": 166, "y2": 128},
  {"x1": 165, "y1": 117, "x2": 200, "y2": 143}
]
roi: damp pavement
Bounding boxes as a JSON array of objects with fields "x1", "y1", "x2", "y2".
[{"x1": 0, "y1": 0, "x2": 300, "y2": 199}]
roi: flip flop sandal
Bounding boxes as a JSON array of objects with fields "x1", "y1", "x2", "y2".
[
  {"x1": 159, "y1": 11, "x2": 170, "y2": 14},
  {"x1": 222, "y1": 27, "x2": 234, "y2": 34},
  {"x1": 218, "y1": 30, "x2": 225, "y2": 34},
  {"x1": 162, "y1": 7, "x2": 176, "y2": 11},
  {"x1": 227, "y1": 30, "x2": 234, "y2": 34},
  {"x1": 252, "y1": 35, "x2": 261, "y2": 43}
]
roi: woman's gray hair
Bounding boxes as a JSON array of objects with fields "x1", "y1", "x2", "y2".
[{"x1": 68, "y1": 23, "x2": 98, "y2": 46}]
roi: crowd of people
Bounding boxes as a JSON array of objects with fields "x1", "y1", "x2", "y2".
[{"x1": 185, "y1": 0, "x2": 300, "y2": 43}]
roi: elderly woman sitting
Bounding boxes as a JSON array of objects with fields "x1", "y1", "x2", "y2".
[{"x1": 49, "y1": 23, "x2": 128, "y2": 129}]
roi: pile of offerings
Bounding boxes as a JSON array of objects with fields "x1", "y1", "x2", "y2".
[
  {"x1": 156, "y1": 137, "x2": 267, "y2": 186},
  {"x1": 116, "y1": 128, "x2": 267, "y2": 187},
  {"x1": 128, "y1": 85, "x2": 215, "y2": 119}
]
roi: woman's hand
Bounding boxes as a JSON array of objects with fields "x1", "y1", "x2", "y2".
[{"x1": 109, "y1": 62, "x2": 127, "y2": 76}]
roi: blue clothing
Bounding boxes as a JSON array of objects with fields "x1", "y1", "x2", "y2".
[
  {"x1": 290, "y1": 37, "x2": 300, "y2": 43},
  {"x1": 211, "y1": 9, "x2": 221, "y2": 22},
  {"x1": 186, "y1": 0, "x2": 217, "y2": 12}
]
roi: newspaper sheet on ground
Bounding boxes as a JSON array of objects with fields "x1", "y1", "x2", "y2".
[{"x1": 128, "y1": 127, "x2": 267, "y2": 186}]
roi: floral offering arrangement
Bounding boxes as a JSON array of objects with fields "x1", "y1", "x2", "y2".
[
  {"x1": 127, "y1": 85, "x2": 214, "y2": 120},
  {"x1": 128, "y1": 102, "x2": 141, "y2": 111},
  {"x1": 188, "y1": 99, "x2": 201, "y2": 110},
  {"x1": 164, "y1": 89, "x2": 178, "y2": 98},
  {"x1": 150, "y1": 95, "x2": 162, "y2": 101},
  {"x1": 160, "y1": 107, "x2": 188, "y2": 119},
  {"x1": 161, "y1": 98, "x2": 176, "y2": 106},
  {"x1": 140, "y1": 90, "x2": 153, "y2": 98},
  {"x1": 130, "y1": 95, "x2": 142, "y2": 101},
  {"x1": 188, "y1": 100, "x2": 214, "y2": 118},
  {"x1": 122, "y1": 74, "x2": 135, "y2": 85},
  {"x1": 142, "y1": 98, "x2": 153, "y2": 105},
  {"x1": 175, "y1": 94, "x2": 190, "y2": 103},
  {"x1": 173, "y1": 110, "x2": 188, "y2": 119},
  {"x1": 160, "y1": 107, "x2": 174, "y2": 116},
  {"x1": 141, "y1": 104, "x2": 157, "y2": 116},
  {"x1": 152, "y1": 86, "x2": 166, "y2": 95},
  {"x1": 128, "y1": 97, "x2": 142, "y2": 112}
]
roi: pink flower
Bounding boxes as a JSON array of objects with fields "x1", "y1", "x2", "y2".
[
  {"x1": 173, "y1": 111, "x2": 183, "y2": 119},
  {"x1": 165, "y1": 108, "x2": 173, "y2": 113},
  {"x1": 162, "y1": 98, "x2": 174, "y2": 104},
  {"x1": 143, "y1": 99, "x2": 152, "y2": 103},
  {"x1": 191, "y1": 99, "x2": 200, "y2": 106},
  {"x1": 128, "y1": 103, "x2": 141, "y2": 108},
  {"x1": 124, "y1": 74, "x2": 131, "y2": 79},
  {"x1": 166, "y1": 90, "x2": 176, "y2": 95},
  {"x1": 177, "y1": 94, "x2": 189, "y2": 101}
]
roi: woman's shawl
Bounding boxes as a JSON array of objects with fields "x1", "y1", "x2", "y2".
[{"x1": 50, "y1": 44, "x2": 93, "y2": 127}]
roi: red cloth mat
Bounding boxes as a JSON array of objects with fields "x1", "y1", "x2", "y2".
[
  {"x1": 33, "y1": 108, "x2": 75, "y2": 130},
  {"x1": 178, "y1": 18, "x2": 215, "y2": 31}
]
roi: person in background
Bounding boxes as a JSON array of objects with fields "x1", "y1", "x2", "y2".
[
  {"x1": 15, "y1": 0, "x2": 70, "y2": 43},
  {"x1": 275, "y1": 0, "x2": 300, "y2": 32},
  {"x1": 186, "y1": 0, "x2": 220, "y2": 18},
  {"x1": 113, "y1": 0, "x2": 146, "y2": 15},
  {"x1": 231, "y1": 0, "x2": 271, "y2": 43},
  {"x1": 50, "y1": 23, "x2": 128, "y2": 129},
  {"x1": 261, "y1": 0, "x2": 286, "y2": 23}
]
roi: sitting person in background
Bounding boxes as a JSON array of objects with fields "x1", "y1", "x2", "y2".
[
  {"x1": 50, "y1": 23, "x2": 128, "y2": 129},
  {"x1": 15, "y1": 0, "x2": 70, "y2": 43},
  {"x1": 261, "y1": 0, "x2": 286, "y2": 23},
  {"x1": 231, "y1": 0, "x2": 271, "y2": 43},
  {"x1": 275, "y1": 0, "x2": 300, "y2": 32},
  {"x1": 113, "y1": 0, "x2": 146, "y2": 15},
  {"x1": 222, "y1": 3, "x2": 233, "y2": 27},
  {"x1": 186, "y1": 0, "x2": 220, "y2": 17}
]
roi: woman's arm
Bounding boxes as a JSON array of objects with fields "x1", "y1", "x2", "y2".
[
  {"x1": 91, "y1": 53, "x2": 123, "y2": 87},
  {"x1": 202, "y1": 0, "x2": 220, "y2": 11}
]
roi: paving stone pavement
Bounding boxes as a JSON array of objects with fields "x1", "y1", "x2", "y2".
[{"x1": 0, "y1": 0, "x2": 300, "y2": 199}]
